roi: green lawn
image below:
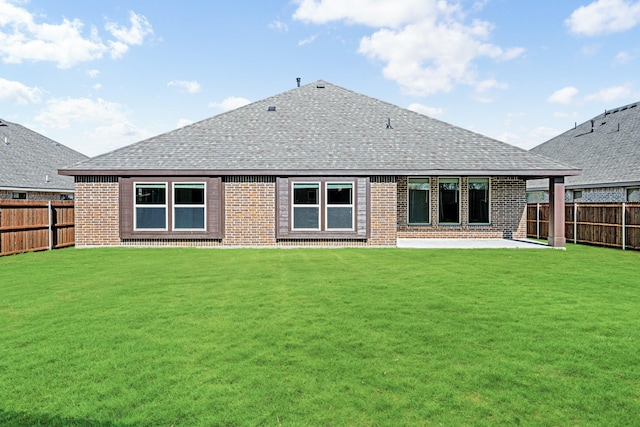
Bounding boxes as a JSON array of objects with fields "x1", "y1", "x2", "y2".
[{"x1": 1, "y1": 245, "x2": 639, "y2": 426}]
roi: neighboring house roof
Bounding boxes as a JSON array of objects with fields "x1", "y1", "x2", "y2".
[
  {"x1": 61, "y1": 80, "x2": 579, "y2": 177},
  {"x1": 528, "y1": 101, "x2": 640, "y2": 191},
  {"x1": 0, "y1": 118, "x2": 88, "y2": 192}
]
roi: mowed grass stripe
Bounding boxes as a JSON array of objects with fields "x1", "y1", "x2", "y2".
[{"x1": 0, "y1": 246, "x2": 638, "y2": 426}]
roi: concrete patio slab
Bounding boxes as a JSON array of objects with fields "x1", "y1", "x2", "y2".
[{"x1": 397, "y1": 238, "x2": 551, "y2": 249}]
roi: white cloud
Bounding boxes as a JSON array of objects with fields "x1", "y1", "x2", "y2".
[
  {"x1": 268, "y1": 19, "x2": 289, "y2": 32},
  {"x1": 565, "y1": 0, "x2": 640, "y2": 36},
  {"x1": 87, "y1": 69, "x2": 100, "y2": 78},
  {"x1": 34, "y1": 96, "x2": 149, "y2": 155},
  {"x1": 176, "y1": 118, "x2": 194, "y2": 128},
  {"x1": 0, "y1": 77, "x2": 42, "y2": 104},
  {"x1": 584, "y1": 84, "x2": 633, "y2": 103},
  {"x1": 92, "y1": 83, "x2": 103, "y2": 90},
  {"x1": 407, "y1": 103, "x2": 444, "y2": 116},
  {"x1": 298, "y1": 34, "x2": 318, "y2": 46},
  {"x1": 553, "y1": 111, "x2": 580, "y2": 119},
  {"x1": 168, "y1": 80, "x2": 201, "y2": 94},
  {"x1": 547, "y1": 86, "x2": 579, "y2": 105},
  {"x1": 614, "y1": 51, "x2": 632, "y2": 64},
  {"x1": 209, "y1": 96, "x2": 252, "y2": 111},
  {"x1": 293, "y1": 0, "x2": 450, "y2": 28},
  {"x1": 0, "y1": 2, "x2": 152, "y2": 67},
  {"x1": 35, "y1": 97, "x2": 130, "y2": 128},
  {"x1": 105, "y1": 11, "x2": 153, "y2": 59},
  {"x1": 294, "y1": 0, "x2": 523, "y2": 96}
]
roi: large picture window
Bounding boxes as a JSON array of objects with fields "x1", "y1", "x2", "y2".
[
  {"x1": 438, "y1": 178, "x2": 460, "y2": 224},
  {"x1": 408, "y1": 178, "x2": 430, "y2": 224},
  {"x1": 468, "y1": 178, "x2": 490, "y2": 224},
  {"x1": 121, "y1": 177, "x2": 222, "y2": 239},
  {"x1": 277, "y1": 177, "x2": 367, "y2": 239}
]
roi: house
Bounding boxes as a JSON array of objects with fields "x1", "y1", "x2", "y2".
[
  {"x1": 527, "y1": 101, "x2": 640, "y2": 203},
  {"x1": 0, "y1": 118, "x2": 88, "y2": 201},
  {"x1": 60, "y1": 80, "x2": 579, "y2": 248}
]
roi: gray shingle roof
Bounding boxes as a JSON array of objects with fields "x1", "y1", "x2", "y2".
[
  {"x1": 528, "y1": 101, "x2": 640, "y2": 190},
  {"x1": 62, "y1": 81, "x2": 579, "y2": 177},
  {"x1": 0, "y1": 119, "x2": 88, "y2": 191}
]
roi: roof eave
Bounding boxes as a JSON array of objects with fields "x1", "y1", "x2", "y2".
[{"x1": 59, "y1": 167, "x2": 582, "y2": 177}]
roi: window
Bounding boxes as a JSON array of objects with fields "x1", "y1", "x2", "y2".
[
  {"x1": 277, "y1": 177, "x2": 368, "y2": 239},
  {"x1": 438, "y1": 178, "x2": 460, "y2": 224},
  {"x1": 135, "y1": 183, "x2": 167, "y2": 230},
  {"x1": 408, "y1": 178, "x2": 430, "y2": 224},
  {"x1": 121, "y1": 177, "x2": 222, "y2": 239},
  {"x1": 293, "y1": 183, "x2": 320, "y2": 230},
  {"x1": 12, "y1": 192, "x2": 27, "y2": 199},
  {"x1": 174, "y1": 183, "x2": 205, "y2": 230},
  {"x1": 326, "y1": 183, "x2": 353, "y2": 230},
  {"x1": 628, "y1": 188, "x2": 640, "y2": 202},
  {"x1": 468, "y1": 178, "x2": 490, "y2": 224},
  {"x1": 292, "y1": 181, "x2": 354, "y2": 231},
  {"x1": 573, "y1": 190, "x2": 583, "y2": 201}
]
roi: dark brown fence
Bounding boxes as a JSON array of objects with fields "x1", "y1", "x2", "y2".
[
  {"x1": 527, "y1": 202, "x2": 640, "y2": 250},
  {"x1": 0, "y1": 201, "x2": 75, "y2": 256}
]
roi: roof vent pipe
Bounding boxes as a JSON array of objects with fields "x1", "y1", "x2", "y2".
[
  {"x1": 386, "y1": 118, "x2": 393, "y2": 129},
  {"x1": 591, "y1": 120, "x2": 594, "y2": 132},
  {"x1": 296, "y1": 77, "x2": 301, "y2": 87}
]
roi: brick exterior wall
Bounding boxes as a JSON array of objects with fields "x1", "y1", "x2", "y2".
[
  {"x1": 368, "y1": 178, "x2": 398, "y2": 246},
  {"x1": 75, "y1": 179, "x2": 120, "y2": 247},
  {"x1": 73, "y1": 175, "x2": 528, "y2": 247},
  {"x1": 397, "y1": 176, "x2": 527, "y2": 239},
  {"x1": 224, "y1": 178, "x2": 276, "y2": 246}
]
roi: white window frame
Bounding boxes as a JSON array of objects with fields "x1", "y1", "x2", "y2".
[
  {"x1": 407, "y1": 177, "x2": 431, "y2": 225},
  {"x1": 468, "y1": 177, "x2": 491, "y2": 225},
  {"x1": 134, "y1": 182, "x2": 168, "y2": 231},
  {"x1": 172, "y1": 182, "x2": 207, "y2": 231},
  {"x1": 325, "y1": 182, "x2": 355, "y2": 231},
  {"x1": 292, "y1": 182, "x2": 321, "y2": 231},
  {"x1": 438, "y1": 177, "x2": 461, "y2": 225}
]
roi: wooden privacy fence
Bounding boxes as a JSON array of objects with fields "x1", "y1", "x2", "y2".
[
  {"x1": 0, "y1": 201, "x2": 75, "y2": 256},
  {"x1": 527, "y1": 202, "x2": 640, "y2": 250}
]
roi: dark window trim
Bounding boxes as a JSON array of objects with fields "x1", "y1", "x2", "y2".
[
  {"x1": 276, "y1": 177, "x2": 369, "y2": 240},
  {"x1": 120, "y1": 177, "x2": 223, "y2": 239}
]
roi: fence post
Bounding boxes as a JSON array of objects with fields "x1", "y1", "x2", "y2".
[
  {"x1": 536, "y1": 203, "x2": 540, "y2": 240},
  {"x1": 48, "y1": 201, "x2": 53, "y2": 251},
  {"x1": 574, "y1": 202, "x2": 578, "y2": 245},
  {"x1": 622, "y1": 202, "x2": 626, "y2": 251}
]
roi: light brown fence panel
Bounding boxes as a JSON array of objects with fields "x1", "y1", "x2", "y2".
[
  {"x1": 565, "y1": 204, "x2": 574, "y2": 242},
  {"x1": 526, "y1": 203, "x2": 548, "y2": 239},
  {"x1": 626, "y1": 203, "x2": 640, "y2": 250},
  {"x1": 52, "y1": 202, "x2": 75, "y2": 249},
  {"x1": 527, "y1": 202, "x2": 640, "y2": 251},
  {"x1": 0, "y1": 201, "x2": 75, "y2": 256},
  {"x1": 576, "y1": 204, "x2": 622, "y2": 248}
]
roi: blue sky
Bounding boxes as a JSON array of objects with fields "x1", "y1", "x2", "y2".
[{"x1": 1, "y1": 0, "x2": 640, "y2": 156}]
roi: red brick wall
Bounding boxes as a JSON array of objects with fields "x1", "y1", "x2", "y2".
[
  {"x1": 397, "y1": 176, "x2": 526, "y2": 239},
  {"x1": 73, "y1": 175, "x2": 527, "y2": 247},
  {"x1": 75, "y1": 180, "x2": 120, "y2": 246},
  {"x1": 224, "y1": 179, "x2": 276, "y2": 246}
]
